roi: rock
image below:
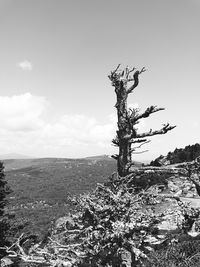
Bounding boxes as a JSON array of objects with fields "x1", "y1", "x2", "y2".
[
  {"x1": 120, "y1": 248, "x2": 132, "y2": 267},
  {"x1": 144, "y1": 246, "x2": 154, "y2": 252},
  {"x1": 188, "y1": 222, "x2": 200, "y2": 237},
  {"x1": 61, "y1": 261, "x2": 73, "y2": 267},
  {"x1": 182, "y1": 188, "x2": 188, "y2": 194},
  {"x1": 168, "y1": 181, "x2": 179, "y2": 192},
  {"x1": 174, "y1": 189, "x2": 182, "y2": 197},
  {"x1": 157, "y1": 185, "x2": 166, "y2": 193},
  {"x1": 55, "y1": 216, "x2": 76, "y2": 230},
  {"x1": 185, "y1": 192, "x2": 194, "y2": 198},
  {"x1": 185, "y1": 186, "x2": 191, "y2": 191},
  {"x1": 144, "y1": 236, "x2": 164, "y2": 245},
  {"x1": 0, "y1": 258, "x2": 13, "y2": 267},
  {"x1": 157, "y1": 211, "x2": 184, "y2": 233}
]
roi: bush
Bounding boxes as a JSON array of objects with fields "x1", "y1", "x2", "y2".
[
  {"x1": 143, "y1": 238, "x2": 200, "y2": 267},
  {"x1": 0, "y1": 161, "x2": 11, "y2": 257}
]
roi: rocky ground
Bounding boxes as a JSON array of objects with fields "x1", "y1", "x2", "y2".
[{"x1": 2, "y1": 162, "x2": 200, "y2": 266}]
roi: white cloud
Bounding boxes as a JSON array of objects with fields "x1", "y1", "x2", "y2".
[
  {"x1": 192, "y1": 121, "x2": 199, "y2": 128},
  {"x1": 17, "y1": 60, "x2": 33, "y2": 71},
  {"x1": 0, "y1": 95, "x2": 147, "y2": 157},
  {"x1": 40, "y1": 114, "x2": 116, "y2": 148},
  {"x1": 0, "y1": 93, "x2": 46, "y2": 131},
  {"x1": 0, "y1": 93, "x2": 117, "y2": 156}
]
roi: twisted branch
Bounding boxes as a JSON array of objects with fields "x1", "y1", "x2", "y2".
[
  {"x1": 134, "y1": 106, "x2": 165, "y2": 123},
  {"x1": 136, "y1": 123, "x2": 176, "y2": 139}
]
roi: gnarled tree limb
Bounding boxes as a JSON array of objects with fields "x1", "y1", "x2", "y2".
[
  {"x1": 136, "y1": 124, "x2": 176, "y2": 139},
  {"x1": 134, "y1": 106, "x2": 165, "y2": 123},
  {"x1": 127, "y1": 67, "x2": 146, "y2": 94},
  {"x1": 109, "y1": 65, "x2": 176, "y2": 177}
]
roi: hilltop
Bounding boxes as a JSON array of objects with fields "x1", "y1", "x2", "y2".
[
  {"x1": 151, "y1": 143, "x2": 200, "y2": 166},
  {"x1": 0, "y1": 153, "x2": 33, "y2": 160}
]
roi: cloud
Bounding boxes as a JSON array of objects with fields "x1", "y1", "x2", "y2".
[
  {"x1": 0, "y1": 93, "x2": 117, "y2": 156},
  {"x1": 192, "y1": 121, "x2": 199, "y2": 128},
  {"x1": 0, "y1": 95, "x2": 147, "y2": 157},
  {"x1": 17, "y1": 60, "x2": 33, "y2": 71},
  {"x1": 0, "y1": 93, "x2": 46, "y2": 131},
  {"x1": 40, "y1": 114, "x2": 116, "y2": 148}
]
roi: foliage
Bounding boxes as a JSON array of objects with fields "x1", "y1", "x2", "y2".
[
  {"x1": 0, "y1": 161, "x2": 11, "y2": 257},
  {"x1": 151, "y1": 143, "x2": 200, "y2": 166},
  {"x1": 2, "y1": 62, "x2": 200, "y2": 266},
  {"x1": 143, "y1": 238, "x2": 200, "y2": 267},
  {"x1": 3, "y1": 173, "x2": 200, "y2": 267},
  {"x1": 3, "y1": 161, "x2": 200, "y2": 266},
  {"x1": 0, "y1": 162, "x2": 7, "y2": 216},
  {"x1": 5, "y1": 157, "x2": 116, "y2": 242},
  {"x1": 106, "y1": 171, "x2": 171, "y2": 193}
]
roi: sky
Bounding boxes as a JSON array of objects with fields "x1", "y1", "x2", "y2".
[{"x1": 0, "y1": 0, "x2": 199, "y2": 160}]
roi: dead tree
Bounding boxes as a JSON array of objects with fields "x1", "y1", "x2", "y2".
[{"x1": 108, "y1": 65, "x2": 176, "y2": 177}]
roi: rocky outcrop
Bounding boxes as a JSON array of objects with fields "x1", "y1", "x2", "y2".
[
  {"x1": 0, "y1": 258, "x2": 13, "y2": 267},
  {"x1": 167, "y1": 175, "x2": 197, "y2": 197}
]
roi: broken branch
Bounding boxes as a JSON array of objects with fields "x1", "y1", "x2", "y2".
[
  {"x1": 136, "y1": 124, "x2": 176, "y2": 139},
  {"x1": 134, "y1": 106, "x2": 165, "y2": 122},
  {"x1": 127, "y1": 67, "x2": 146, "y2": 94}
]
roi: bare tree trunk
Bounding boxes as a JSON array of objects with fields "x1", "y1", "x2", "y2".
[
  {"x1": 116, "y1": 85, "x2": 130, "y2": 176},
  {"x1": 108, "y1": 65, "x2": 176, "y2": 177},
  {"x1": 118, "y1": 140, "x2": 131, "y2": 176}
]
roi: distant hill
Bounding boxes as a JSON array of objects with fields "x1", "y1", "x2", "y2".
[
  {"x1": 2, "y1": 154, "x2": 144, "y2": 170},
  {"x1": 0, "y1": 153, "x2": 33, "y2": 160},
  {"x1": 3, "y1": 155, "x2": 146, "y2": 239},
  {"x1": 150, "y1": 143, "x2": 200, "y2": 166},
  {"x1": 84, "y1": 154, "x2": 144, "y2": 166},
  {"x1": 84, "y1": 154, "x2": 113, "y2": 161},
  {"x1": 4, "y1": 156, "x2": 117, "y2": 238}
]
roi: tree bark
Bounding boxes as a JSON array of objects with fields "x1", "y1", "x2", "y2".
[{"x1": 108, "y1": 65, "x2": 176, "y2": 177}]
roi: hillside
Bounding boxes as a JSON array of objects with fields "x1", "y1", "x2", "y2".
[
  {"x1": 4, "y1": 160, "x2": 200, "y2": 266},
  {"x1": 150, "y1": 143, "x2": 200, "y2": 166},
  {"x1": 5, "y1": 156, "x2": 200, "y2": 266},
  {"x1": 5, "y1": 156, "x2": 118, "y2": 200},
  {"x1": 4, "y1": 157, "x2": 117, "y2": 239}
]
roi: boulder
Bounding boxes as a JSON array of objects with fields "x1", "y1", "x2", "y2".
[
  {"x1": 0, "y1": 258, "x2": 13, "y2": 267},
  {"x1": 55, "y1": 216, "x2": 76, "y2": 230},
  {"x1": 168, "y1": 181, "x2": 179, "y2": 192},
  {"x1": 120, "y1": 248, "x2": 132, "y2": 267},
  {"x1": 185, "y1": 192, "x2": 195, "y2": 198},
  {"x1": 157, "y1": 210, "x2": 184, "y2": 234},
  {"x1": 174, "y1": 189, "x2": 182, "y2": 197}
]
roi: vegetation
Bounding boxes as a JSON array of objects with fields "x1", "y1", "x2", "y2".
[
  {"x1": 150, "y1": 143, "x2": 200, "y2": 166},
  {"x1": 143, "y1": 238, "x2": 200, "y2": 267},
  {"x1": 4, "y1": 157, "x2": 116, "y2": 241},
  {"x1": 3, "y1": 166, "x2": 200, "y2": 266},
  {"x1": 2, "y1": 66, "x2": 200, "y2": 266},
  {"x1": 0, "y1": 161, "x2": 11, "y2": 258}
]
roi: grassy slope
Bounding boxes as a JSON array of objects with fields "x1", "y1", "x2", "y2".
[{"x1": 4, "y1": 157, "x2": 117, "y2": 239}]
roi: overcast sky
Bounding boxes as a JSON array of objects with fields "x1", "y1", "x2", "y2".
[{"x1": 0, "y1": 0, "x2": 199, "y2": 160}]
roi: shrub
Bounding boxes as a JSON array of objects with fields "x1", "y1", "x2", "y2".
[{"x1": 0, "y1": 161, "x2": 11, "y2": 257}]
